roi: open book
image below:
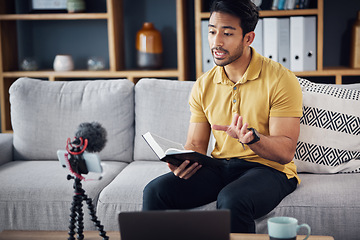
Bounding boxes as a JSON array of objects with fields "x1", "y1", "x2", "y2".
[{"x1": 142, "y1": 132, "x2": 221, "y2": 167}]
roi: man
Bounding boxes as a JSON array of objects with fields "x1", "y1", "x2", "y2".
[{"x1": 143, "y1": 0, "x2": 303, "y2": 233}]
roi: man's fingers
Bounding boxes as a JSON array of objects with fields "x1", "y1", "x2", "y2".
[
  {"x1": 182, "y1": 164, "x2": 202, "y2": 180},
  {"x1": 240, "y1": 122, "x2": 248, "y2": 135},
  {"x1": 172, "y1": 160, "x2": 190, "y2": 176},
  {"x1": 169, "y1": 160, "x2": 202, "y2": 180},
  {"x1": 178, "y1": 162, "x2": 200, "y2": 179},
  {"x1": 232, "y1": 113, "x2": 239, "y2": 127},
  {"x1": 236, "y1": 115, "x2": 243, "y2": 130}
]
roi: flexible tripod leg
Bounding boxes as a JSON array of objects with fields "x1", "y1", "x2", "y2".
[
  {"x1": 84, "y1": 194, "x2": 109, "y2": 240},
  {"x1": 68, "y1": 176, "x2": 85, "y2": 240},
  {"x1": 67, "y1": 175, "x2": 109, "y2": 240},
  {"x1": 68, "y1": 193, "x2": 78, "y2": 240}
]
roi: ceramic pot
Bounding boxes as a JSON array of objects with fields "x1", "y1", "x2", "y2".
[
  {"x1": 53, "y1": 55, "x2": 74, "y2": 71},
  {"x1": 67, "y1": 0, "x2": 86, "y2": 13},
  {"x1": 136, "y1": 22, "x2": 163, "y2": 69}
]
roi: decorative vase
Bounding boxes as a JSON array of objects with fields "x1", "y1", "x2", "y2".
[
  {"x1": 53, "y1": 55, "x2": 74, "y2": 71},
  {"x1": 350, "y1": 11, "x2": 360, "y2": 68},
  {"x1": 87, "y1": 57, "x2": 105, "y2": 71},
  {"x1": 67, "y1": 0, "x2": 86, "y2": 13},
  {"x1": 20, "y1": 57, "x2": 38, "y2": 71},
  {"x1": 136, "y1": 22, "x2": 163, "y2": 69}
]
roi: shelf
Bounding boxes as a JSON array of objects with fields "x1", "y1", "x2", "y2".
[
  {"x1": 199, "y1": 9, "x2": 319, "y2": 19},
  {"x1": 0, "y1": 13, "x2": 109, "y2": 20},
  {"x1": 295, "y1": 67, "x2": 360, "y2": 84},
  {"x1": 2, "y1": 69, "x2": 182, "y2": 83},
  {"x1": 297, "y1": 67, "x2": 360, "y2": 76},
  {"x1": 260, "y1": 9, "x2": 320, "y2": 17}
]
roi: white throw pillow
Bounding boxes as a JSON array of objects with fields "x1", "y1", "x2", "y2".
[{"x1": 294, "y1": 78, "x2": 360, "y2": 173}]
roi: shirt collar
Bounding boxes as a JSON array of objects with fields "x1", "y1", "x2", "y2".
[{"x1": 213, "y1": 47, "x2": 263, "y2": 85}]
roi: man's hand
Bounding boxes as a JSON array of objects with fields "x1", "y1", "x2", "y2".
[
  {"x1": 212, "y1": 113, "x2": 254, "y2": 144},
  {"x1": 168, "y1": 161, "x2": 202, "y2": 180}
]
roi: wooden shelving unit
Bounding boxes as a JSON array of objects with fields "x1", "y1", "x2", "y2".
[
  {"x1": 194, "y1": 0, "x2": 360, "y2": 84},
  {"x1": 0, "y1": 0, "x2": 188, "y2": 133}
]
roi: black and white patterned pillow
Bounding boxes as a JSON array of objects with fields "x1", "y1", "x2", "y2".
[{"x1": 294, "y1": 78, "x2": 360, "y2": 173}]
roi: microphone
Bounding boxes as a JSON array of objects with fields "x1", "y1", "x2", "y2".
[
  {"x1": 74, "y1": 122, "x2": 107, "y2": 153},
  {"x1": 59, "y1": 122, "x2": 107, "y2": 177}
]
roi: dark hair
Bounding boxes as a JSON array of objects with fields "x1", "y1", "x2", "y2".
[{"x1": 210, "y1": 0, "x2": 259, "y2": 36}]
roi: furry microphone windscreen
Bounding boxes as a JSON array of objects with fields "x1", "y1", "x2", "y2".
[{"x1": 75, "y1": 122, "x2": 107, "y2": 153}]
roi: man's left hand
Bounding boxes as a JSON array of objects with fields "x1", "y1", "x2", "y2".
[{"x1": 212, "y1": 113, "x2": 254, "y2": 144}]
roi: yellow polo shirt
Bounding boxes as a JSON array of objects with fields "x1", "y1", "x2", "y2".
[{"x1": 189, "y1": 48, "x2": 303, "y2": 182}]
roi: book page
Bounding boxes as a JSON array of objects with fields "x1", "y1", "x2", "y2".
[
  {"x1": 150, "y1": 133, "x2": 185, "y2": 151},
  {"x1": 165, "y1": 148, "x2": 194, "y2": 155},
  {"x1": 142, "y1": 132, "x2": 185, "y2": 159}
]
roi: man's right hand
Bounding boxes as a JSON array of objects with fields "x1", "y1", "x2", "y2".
[{"x1": 168, "y1": 161, "x2": 202, "y2": 180}]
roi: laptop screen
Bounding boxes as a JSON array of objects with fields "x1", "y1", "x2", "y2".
[{"x1": 119, "y1": 210, "x2": 230, "y2": 240}]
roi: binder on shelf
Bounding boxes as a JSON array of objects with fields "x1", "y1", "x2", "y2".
[
  {"x1": 278, "y1": 18, "x2": 290, "y2": 69},
  {"x1": 252, "y1": 18, "x2": 263, "y2": 56},
  {"x1": 263, "y1": 18, "x2": 278, "y2": 62},
  {"x1": 201, "y1": 20, "x2": 215, "y2": 73},
  {"x1": 290, "y1": 16, "x2": 317, "y2": 72}
]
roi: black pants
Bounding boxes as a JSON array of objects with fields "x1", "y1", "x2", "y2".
[{"x1": 142, "y1": 158, "x2": 298, "y2": 233}]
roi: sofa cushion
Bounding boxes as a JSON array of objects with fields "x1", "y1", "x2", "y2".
[
  {"x1": 97, "y1": 161, "x2": 170, "y2": 230},
  {"x1": 9, "y1": 78, "x2": 134, "y2": 162},
  {"x1": 133, "y1": 79, "x2": 195, "y2": 161},
  {"x1": 294, "y1": 78, "x2": 360, "y2": 173},
  {"x1": 255, "y1": 173, "x2": 360, "y2": 240},
  {"x1": 0, "y1": 160, "x2": 127, "y2": 231}
]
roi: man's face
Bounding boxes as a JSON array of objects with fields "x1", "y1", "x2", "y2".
[{"x1": 208, "y1": 12, "x2": 245, "y2": 67}]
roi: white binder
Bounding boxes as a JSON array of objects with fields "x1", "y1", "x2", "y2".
[
  {"x1": 290, "y1": 16, "x2": 317, "y2": 71},
  {"x1": 201, "y1": 20, "x2": 215, "y2": 73},
  {"x1": 252, "y1": 18, "x2": 263, "y2": 56},
  {"x1": 263, "y1": 18, "x2": 278, "y2": 62},
  {"x1": 278, "y1": 18, "x2": 290, "y2": 69}
]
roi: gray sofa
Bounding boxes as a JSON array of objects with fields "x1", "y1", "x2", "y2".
[{"x1": 1, "y1": 77, "x2": 359, "y2": 240}]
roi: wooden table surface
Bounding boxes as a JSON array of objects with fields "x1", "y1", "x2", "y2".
[{"x1": 0, "y1": 230, "x2": 334, "y2": 240}]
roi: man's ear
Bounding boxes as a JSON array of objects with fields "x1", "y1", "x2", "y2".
[{"x1": 244, "y1": 31, "x2": 255, "y2": 46}]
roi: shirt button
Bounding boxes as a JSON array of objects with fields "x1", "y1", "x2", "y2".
[
  {"x1": 233, "y1": 99, "x2": 236, "y2": 103},
  {"x1": 233, "y1": 87, "x2": 237, "y2": 90}
]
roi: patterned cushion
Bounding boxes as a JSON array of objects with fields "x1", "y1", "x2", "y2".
[{"x1": 294, "y1": 78, "x2": 360, "y2": 173}]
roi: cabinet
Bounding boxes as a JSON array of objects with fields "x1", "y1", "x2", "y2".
[
  {"x1": 0, "y1": 0, "x2": 188, "y2": 133},
  {"x1": 195, "y1": 0, "x2": 360, "y2": 84}
]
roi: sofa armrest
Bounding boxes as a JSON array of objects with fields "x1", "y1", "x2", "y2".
[{"x1": 0, "y1": 133, "x2": 13, "y2": 166}]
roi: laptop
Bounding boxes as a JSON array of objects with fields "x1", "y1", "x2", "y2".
[{"x1": 118, "y1": 210, "x2": 230, "y2": 240}]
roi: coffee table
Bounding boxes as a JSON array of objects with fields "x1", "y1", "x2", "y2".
[{"x1": 0, "y1": 230, "x2": 334, "y2": 240}]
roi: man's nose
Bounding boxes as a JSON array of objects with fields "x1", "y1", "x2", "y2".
[{"x1": 211, "y1": 34, "x2": 224, "y2": 48}]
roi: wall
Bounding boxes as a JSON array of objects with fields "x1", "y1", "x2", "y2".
[{"x1": 323, "y1": 0, "x2": 360, "y2": 67}]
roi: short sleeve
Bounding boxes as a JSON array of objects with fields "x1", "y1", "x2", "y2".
[
  {"x1": 189, "y1": 81, "x2": 208, "y2": 123},
  {"x1": 270, "y1": 71, "x2": 303, "y2": 117}
]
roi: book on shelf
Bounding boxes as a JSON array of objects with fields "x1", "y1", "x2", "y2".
[
  {"x1": 142, "y1": 132, "x2": 222, "y2": 167},
  {"x1": 258, "y1": 0, "x2": 311, "y2": 10}
]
